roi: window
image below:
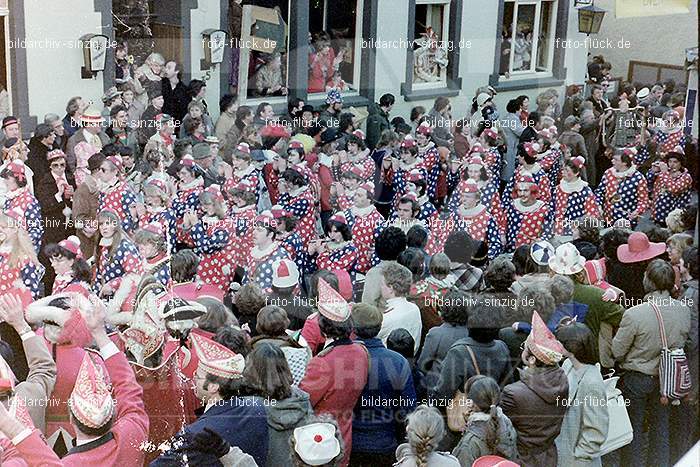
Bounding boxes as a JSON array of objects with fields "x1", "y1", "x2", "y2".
[
  {"x1": 499, "y1": 0, "x2": 557, "y2": 77},
  {"x1": 413, "y1": 0, "x2": 451, "y2": 87},
  {"x1": 307, "y1": 0, "x2": 364, "y2": 96},
  {"x1": 236, "y1": 1, "x2": 290, "y2": 104}
]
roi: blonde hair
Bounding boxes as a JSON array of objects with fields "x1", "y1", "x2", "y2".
[
  {"x1": 667, "y1": 233, "x2": 693, "y2": 255},
  {"x1": 405, "y1": 405, "x2": 445, "y2": 467},
  {"x1": 0, "y1": 213, "x2": 40, "y2": 268},
  {"x1": 146, "y1": 52, "x2": 165, "y2": 66}
]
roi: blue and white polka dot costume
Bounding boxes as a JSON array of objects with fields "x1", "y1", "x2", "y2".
[
  {"x1": 3, "y1": 189, "x2": 44, "y2": 253},
  {"x1": 418, "y1": 144, "x2": 440, "y2": 201},
  {"x1": 553, "y1": 180, "x2": 600, "y2": 235},
  {"x1": 595, "y1": 167, "x2": 649, "y2": 227},
  {"x1": 191, "y1": 217, "x2": 237, "y2": 291},
  {"x1": 649, "y1": 169, "x2": 693, "y2": 224},
  {"x1": 245, "y1": 242, "x2": 290, "y2": 293},
  {"x1": 94, "y1": 238, "x2": 144, "y2": 294},
  {"x1": 504, "y1": 199, "x2": 551, "y2": 252},
  {"x1": 315, "y1": 242, "x2": 358, "y2": 274},
  {"x1": 504, "y1": 164, "x2": 551, "y2": 206},
  {"x1": 0, "y1": 251, "x2": 44, "y2": 299},
  {"x1": 279, "y1": 188, "x2": 316, "y2": 247},
  {"x1": 280, "y1": 231, "x2": 311, "y2": 276},
  {"x1": 139, "y1": 208, "x2": 178, "y2": 254},
  {"x1": 99, "y1": 181, "x2": 139, "y2": 233},
  {"x1": 145, "y1": 254, "x2": 172, "y2": 288},
  {"x1": 343, "y1": 207, "x2": 384, "y2": 273}
]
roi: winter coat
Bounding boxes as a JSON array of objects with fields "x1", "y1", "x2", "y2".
[
  {"x1": 501, "y1": 366, "x2": 569, "y2": 467},
  {"x1": 26, "y1": 137, "x2": 52, "y2": 186},
  {"x1": 394, "y1": 444, "x2": 461, "y2": 467},
  {"x1": 558, "y1": 130, "x2": 588, "y2": 160},
  {"x1": 417, "y1": 323, "x2": 469, "y2": 392},
  {"x1": 265, "y1": 388, "x2": 313, "y2": 467},
  {"x1": 682, "y1": 280, "x2": 699, "y2": 399},
  {"x1": 452, "y1": 407, "x2": 519, "y2": 467},
  {"x1": 501, "y1": 112, "x2": 525, "y2": 181},
  {"x1": 431, "y1": 337, "x2": 513, "y2": 402},
  {"x1": 555, "y1": 359, "x2": 608, "y2": 467},
  {"x1": 352, "y1": 338, "x2": 417, "y2": 455},
  {"x1": 366, "y1": 102, "x2": 390, "y2": 150}
]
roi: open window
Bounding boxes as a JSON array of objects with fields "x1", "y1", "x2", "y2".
[
  {"x1": 499, "y1": 0, "x2": 557, "y2": 77},
  {"x1": 413, "y1": 0, "x2": 451, "y2": 88},
  {"x1": 237, "y1": 1, "x2": 290, "y2": 105},
  {"x1": 307, "y1": 0, "x2": 364, "y2": 97}
]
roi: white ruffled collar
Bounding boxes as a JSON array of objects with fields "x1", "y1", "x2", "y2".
[
  {"x1": 417, "y1": 194, "x2": 430, "y2": 206},
  {"x1": 229, "y1": 204, "x2": 255, "y2": 214},
  {"x1": 614, "y1": 165, "x2": 637, "y2": 178},
  {"x1": 351, "y1": 205, "x2": 375, "y2": 217},
  {"x1": 327, "y1": 240, "x2": 350, "y2": 251},
  {"x1": 514, "y1": 199, "x2": 545, "y2": 213},
  {"x1": 459, "y1": 204, "x2": 486, "y2": 217},
  {"x1": 289, "y1": 186, "x2": 308, "y2": 198},
  {"x1": 234, "y1": 165, "x2": 254, "y2": 177},
  {"x1": 521, "y1": 163, "x2": 542, "y2": 175},
  {"x1": 251, "y1": 241, "x2": 280, "y2": 259},
  {"x1": 180, "y1": 177, "x2": 203, "y2": 191},
  {"x1": 399, "y1": 160, "x2": 418, "y2": 171},
  {"x1": 559, "y1": 177, "x2": 588, "y2": 193}
]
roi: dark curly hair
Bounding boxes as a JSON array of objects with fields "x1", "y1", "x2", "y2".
[
  {"x1": 375, "y1": 226, "x2": 407, "y2": 261},
  {"x1": 439, "y1": 289, "x2": 469, "y2": 326}
]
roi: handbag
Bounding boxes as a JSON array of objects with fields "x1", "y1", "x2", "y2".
[
  {"x1": 599, "y1": 371, "x2": 633, "y2": 456},
  {"x1": 446, "y1": 345, "x2": 479, "y2": 432},
  {"x1": 651, "y1": 302, "x2": 692, "y2": 404}
]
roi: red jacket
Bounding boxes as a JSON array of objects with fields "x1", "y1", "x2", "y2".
[
  {"x1": 299, "y1": 338, "x2": 369, "y2": 467},
  {"x1": 14, "y1": 344, "x2": 149, "y2": 466}
]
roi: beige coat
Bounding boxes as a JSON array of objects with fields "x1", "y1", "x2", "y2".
[
  {"x1": 15, "y1": 332, "x2": 57, "y2": 432},
  {"x1": 612, "y1": 291, "x2": 691, "y2": 376}
]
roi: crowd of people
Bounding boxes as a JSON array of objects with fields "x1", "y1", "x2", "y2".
[{"x1": 0, "y1": 45, "x2": 696, "y2": 467}]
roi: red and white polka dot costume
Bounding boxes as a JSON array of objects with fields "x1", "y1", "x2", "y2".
[
  {"x1": 653, "y1": 127, "x2": 686, "y2": 156},
  {"x1": 649, "y1": 168, "x2": 693, "y2": 224},
  {"x1": 229, "y1": 203, "x2": 258, "y2": 267},
  {"x1": 335, "y1": 188, "x2": 357, "y2": 211},
  {"x1": 0, "y1": 249, "x2": 43, "y2": 299},
  {"x1": 339, "y1": 156, "x2": 374, "y2": 181},
  {"x1": 343, "y1": 203, "x2": 384, "y2": 274},
  {"x1": 279, "y1": 186, "x2": 317, "y2": 248},
  {"x1": 52, "y1": 274, "x2": 92, "y2": 297},
  {"x1": 99, "y1": 180, "x2": 139, "y2": 233},
  {"x1": 315, "y1": 241, "x2": 358, "y2": 272},
  {"x1": 504, "y1": 195, "x2": 551, "y2": 252},
  {"x1": 93, "y1": 238, "x2": 144, "y2": 294},
  {"x1": 595, "y1": 165, "x2": 649, "y2": 226},
  {"x1": 3, "y1": 187, "x2": 44, "y2": 253},
  {"x1": 191, "y1": 216, "x2": 237, "y2": 292},
  {"x1": 553, "y1": 178, "x2": 600, "y2": 236},
  {"x1": 223, "y1": 165, "x2": 263, "y2": 204},
  {"x1": 505, "y1": 162, "x2": 551, "y2": 206},
  {"x1": 245, "y1": 241, "x2": 290, "y2": 293}
]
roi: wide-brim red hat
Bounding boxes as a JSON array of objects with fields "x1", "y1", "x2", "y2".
[{"x1": 617, "y1": 232, "x2": 666, "y2": 264}]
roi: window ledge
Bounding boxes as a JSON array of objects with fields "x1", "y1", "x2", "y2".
[
  {"x1": 304, "y1": 94, "x2": 373, "y2": 109},
  {"x1": 492, "y1": 76, "x2": 565, "y2": 92},
  {"x1": 400, "y1": 79, "x2": 462, "y2": 102}
]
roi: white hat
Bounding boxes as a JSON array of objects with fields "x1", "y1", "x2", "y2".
[
  {"x1": 548, "y1": 243, "x2": 586, "y2": 275},
  {"x1": 293, "y1": 422, "x2": 341, "y2": 466},
  {"x1": 637, "y1": 87, "x2": 650, "y2": 99},
  {"x1": 272, "y1": 258, "x2": 300, "y2": 289},
  {"x1": 530, "y1": 240, "x2": 555, "y2": 266},
  {"x1": 476, "y1": 92, "x2": 492, "y2": 107}
]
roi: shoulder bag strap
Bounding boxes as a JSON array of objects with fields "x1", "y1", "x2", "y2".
[
  {"x1": 650, "y1": 301, "x2": 669, "y2": 350},
  {"x1": 464, "y1": 344, "x2": 481, "y2": 376}
]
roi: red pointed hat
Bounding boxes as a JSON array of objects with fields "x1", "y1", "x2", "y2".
[
  {"x1": 26, "y1": 293, "x2": 93, "y2": 347},
  {"x1": 359, "y1": 181, "x2": 375, "y2": 193},
  {"x1": 461, "y1": 178, "x2": 479, "y2": 194},
  {"x1": 400, "y1": 135, "x2": 417, "y2": 149},
  {"x1": 352, "y1": 129, "x2": 365, "y2": 140},
  {"x1": 147, "y1": 178, "x2": 168, "y2": 193},
  {"x1": 205, "y1": 184, "x2": 224, "y2": 202},
  {"x1": 58, "y1": 235, "x2": 82, "y2": 259},
  {"x1": 482, "y1": 128, "x2": 499, "y2": 140},
  {"x1": 120, "y1": 307, "x2": 165, "y2": 365},
  {"x1": 288, "y1": 140, "x2": 305, "y2": 151},
  {"x1": 622, "y1": 146, "x2": 638, "y2": 157},
  {"x1": 232, "y1": 179, "x2": 256, "y2": 193},
  {"x1": 236, "y1": 142, "x2": 251, "y2": 155},
  {"x1": 68, "y1": 353, "x2": 115, "y2": 429},
  {"x1": 525, "y1": 311, "x2": 565, "y2": 365},
  {"x1": 6, "y1": 159, "x2": 26, "y2": 181},
  {"x1": 180, "y1": 154, "x2": 195, "y2": 168},
  {"x1": 523, "y1": 142, "x2": 541, "y2": 157},
  {"x1": 190, "y1": 332, "x2": 245, "y2": 379},
  {"x1": 469, "y1": 142, "x2": 486, "y2": 154},
  {"x1": 468, "y1": 155, "x2": 485, "y2": 167},
  {"x1": 571, "y1": 156, "x2": 586, "y2": 169},
  {"x1": 9, "y1": 395, "x2": 35, "y2": 431},
  {"x1": 317, "y1": 278, "x2": 350, "y2": 322},
  {"x1": 402, "y1": 192, "x2": 418, "y2": 203},
  {"x1": 107, "y1": 154, "x2": 123, "y2": 172},
  {"x1": 142, "y1": 221, "x2": 164, "y2": 236},
  {"x1": 472, "y1": 455, "x2": 520, "y2": 467},
  {"x1": 517, "y1": 173, "x2": 536, "y2": 185},
  {"x1": 255, "y1": 210, "x2": 277, "y2": 228},
  {"x1": 270, "y1": 204, "x2": 289, "y2": 219},
  {"x1": 416, "y1": 121, "x2": 432, "y2": 135},
  {"x1": 329, "y1": 212, "x2": 348, "y2": 225},
  {"x1": 407, "y1": 169, "x2": 424, "y2": 182}
]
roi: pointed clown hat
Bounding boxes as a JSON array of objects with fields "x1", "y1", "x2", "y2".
[{"x1": 68, "y1": 353, "x2": 115, "y2": 429}]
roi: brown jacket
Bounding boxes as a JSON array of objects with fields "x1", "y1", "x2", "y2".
[
  {"x1": 501, "y1": 366, "x2": 569, "y2": 467},
  {"x1": 72, "y1": 173, "x2": 101, "y2": 259},
  {"x1": 15, "y1": 332, "x2": 58, "y2": 433}
]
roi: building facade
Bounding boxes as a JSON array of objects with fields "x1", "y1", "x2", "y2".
[{"x1": 2, "y1": 0, "x2": 625, "y2": 135}]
